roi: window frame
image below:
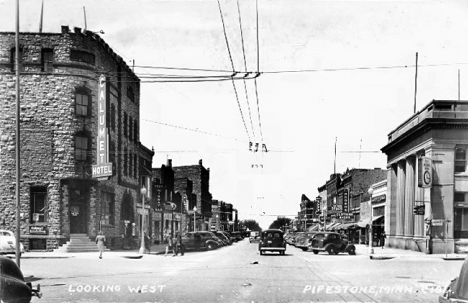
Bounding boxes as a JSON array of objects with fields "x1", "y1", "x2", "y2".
[
  {"x1": 75, "y1": 135, "x2": 89, "y2": 162},
  {"x1": 70, "y1": 49, "x2": 96, "y2": 65},
  {"x1": 41, "y1": 48, "x2": 54, "y2": 72},
  {"x1": 455, "y1": 147, "x2": 467, "y2": 174},
  {"x1": 30, "y1": 187, "x2": 47, "y2": 224},
  {"x1": 100, "y1": 191, "x2": 115, "y2": 226}
]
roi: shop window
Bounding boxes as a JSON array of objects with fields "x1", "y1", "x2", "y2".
[
  {"x1": 455, "y1": 148, "x2": 466, "y2": 173},
  {"x1": 42, "y1": 48, "x2": 53, "y2": 72},
  {"x1": 455, "y1": 192, "x2": 466, "y2": 203},
  {"x1": 30, "y1": 187, "x2": 47, "y2": 223},
  {"x1": 101, "y1": 191, "x2": 115, "y2": 226},
  {"x1": 29, "y1": 239, "x2": 46, "y2": 250},
  {"x1": 70, "y1": 49, "x2": 95, "y2": 65},
  {"x1": 10, "y1": 47, "x2": 23, "y2": 72},
  {"x1": 75, "y1": 89, "x2": 91, "y2": 117},
  {"x1": 454, "y1": 208, "x2": 468, "y2": 238},
  {"x1": 75, "y1": 135, "x2": 89, "y2": 161}
]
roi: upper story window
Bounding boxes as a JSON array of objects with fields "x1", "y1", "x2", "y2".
[
  {"x1": 75, "y1": 89, "x2": 91, "y2": 117},
  {"x1": 123, "y1": 112, "x2": 128, "y2": 137},
  {"x1": 124, "y1": 148, "x2": 128, "y2": 176},
  {"x1": 42, "y1": 48, "x2": 53, "y2": 72},
  {"x1": 455, "y1": 148, "x2": 466, "y2": 173},
  {"x1": 10, "y1": 47, "x2": 23, "y2": 72},
  {"x1": 134, "y1": 121, "x2": 138, "y2": 143},
  {"x1": 129, "y1": 116, "x2": 133, "y2": 142},
  {"x1": 75, "y1": 135, "x2": 89, "y2": 161},
  {"x1": 70, "y1": 49, "x2": 95, "y2": 65},
  {"x1": 111, "y1": 104, "x2": 116, "y2": 131},
  {"x1": 127, "y1": 86, "x2": 135, "y2": 102}
]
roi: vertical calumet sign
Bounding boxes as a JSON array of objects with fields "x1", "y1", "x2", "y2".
[{"x1": 92, "y1": 75, "x2": 113, "y2": 180}]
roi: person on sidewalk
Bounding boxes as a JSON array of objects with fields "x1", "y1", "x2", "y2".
[
  {"x1": 173, "y1": 230, "x2": 184, "y2": 256},
  {"x1": 164, "y1": 229, "x2": 173, "y2": 257},
  {"x1": 95, "y1": 231, "x2": 106, "y2": 259}
]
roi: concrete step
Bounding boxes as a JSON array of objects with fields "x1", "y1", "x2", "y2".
[{"x1": 54, "y1": 234, "x2": 102, "y2": 253}]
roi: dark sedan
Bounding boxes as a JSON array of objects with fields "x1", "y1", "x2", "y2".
[
  {"x1": 258, "y1": 229, "x2": 286, "y2": 255},
  {"x1": 176, "y1": 232, "x2": 221, "y2": 251},
  {"x1": 0, "y1": 256, "x2": 42, "y2": 303}
]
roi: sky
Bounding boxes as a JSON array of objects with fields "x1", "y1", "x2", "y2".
[{"x1": 2, "y1": 0, "x2": 468, "y2": 229}]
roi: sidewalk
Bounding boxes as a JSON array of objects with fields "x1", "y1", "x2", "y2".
[{"x1": 355, "y1": 244, "x2": 467, "y2": 260}]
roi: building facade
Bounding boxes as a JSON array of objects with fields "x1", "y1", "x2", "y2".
[
  {"x1": 0, "y1": 26, "x2": 148, "y2": 250},
  {"x1": 381, "y1": 100, "x2": 468, "y2": 254}
]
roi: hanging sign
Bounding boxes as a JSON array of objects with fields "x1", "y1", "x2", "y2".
[{"x1": 418, "y1": 157, "x2": 432, "y2": 188}]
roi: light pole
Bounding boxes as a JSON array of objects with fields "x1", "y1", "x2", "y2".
[
  {"x1": 139, "y1": 186, "x2": 147, "y2": 254},
  {"x1": 368, "y1": 187, "x2": 374, "y2": 254},
  {"x1": 193, "y1": 206, "x2": 197, "y2": 232}
]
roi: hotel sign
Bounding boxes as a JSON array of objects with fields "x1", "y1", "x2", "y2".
[{"x1": 92, "y1": 75, "x2": 113, "y2": 180}]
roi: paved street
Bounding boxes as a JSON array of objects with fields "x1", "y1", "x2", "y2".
[{"x1": 19, "y1": 239, "x2": 465, "y2": 303}]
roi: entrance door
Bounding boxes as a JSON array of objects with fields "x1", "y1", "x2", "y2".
[{"x1": 69, "y1": 189, "x2": 89, "y2": 234}]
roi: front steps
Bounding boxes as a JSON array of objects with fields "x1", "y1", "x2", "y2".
[{"x1": 54, "y1": 233, "x2": 102, "y2": 253}]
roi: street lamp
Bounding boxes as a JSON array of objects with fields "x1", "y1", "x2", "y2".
[
  {"x1": 139, "y1": 186, "x2": 147, "y2": 254},
  {"x1": 368, "y1": 187, "x2": 374, "y2": 254},
  {"x1": 193, "y1": 206, "x2": 197, "y2": 232}
]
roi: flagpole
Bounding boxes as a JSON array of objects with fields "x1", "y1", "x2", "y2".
[{"x1": 15, "y1": 0, "x2": 21, "y2": 267}]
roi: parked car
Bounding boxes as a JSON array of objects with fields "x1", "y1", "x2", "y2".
[
  {"x1": 295, "y1": 232, "x2": 318, "y2": 251},
  {"x1": 0, "y1": 256, "x2": 42, "y2": 303},
  {"x1": 0, "y1": 230, "x2": 25, "y2": 256},
  {"x1": 176, "y1": 232, "x2": 221, "y2": 251},
  {"x1": 258, "y1": 229, "x2": 286, "y2": 255},
  {"x1": 291, "y1": 232, "x2": 304, "y2": 246},
  {"x1": 214, "y1": 232, "x2": 232, "y2": 245},
  {"x1": 284, "y1": 232, "x2": 296, "y2": 245},
  {"x1": 231, "y1": 232, "x2": 243, "y2": 241},
  {"x1": 310, "y1": 232, "x2": 356, "y2": 255},
  {"x1": 439, "y1": 258, "x2": 468, "y2": 303}
]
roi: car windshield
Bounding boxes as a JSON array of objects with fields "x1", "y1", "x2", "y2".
[{"x1": 313, "y1": 234, "x2": 325, "y2": 240}]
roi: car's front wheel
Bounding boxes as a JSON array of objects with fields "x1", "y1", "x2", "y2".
[
  {"x1": 207, "y1": 243, "x2": 217, "y2": 250},
  {"x1": 327, "y1": 246, "x2": 336, "y2": 255},
  {"x1": 348, "y1": 247, "x2": 356, "y2": 255},
  {"x1": 312, "y1": 250, "x2": 319, "y2": 254}
]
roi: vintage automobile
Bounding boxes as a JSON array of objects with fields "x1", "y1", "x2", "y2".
[
  {"x1": 0, "y1": 256, "x2": 42, "y2": 303},
  {"x1": 249, "y1": 231, "x2": 260, "y2": 243},
  {"x1": 176, "y1": 232, "x2": 221, "y2": 251},
  {"x1": 439, "y1": 258, "x2": 468, "y2": 303},
  {"x1": 295, "y1": 232, "x2": 318, "y2": 251},
  {"x1": 231, "y1": 231, "x2": 244, "y2": 242},
  {"x1": 258, "y1": 229, "x2": 286, "y2": 255},
  {"x1": 214, "y1": 232, "x2": 232, "y2": 245},
  {"x1": 310, "y1": 232, "x2": 356, "y2": 255},
  {"x1": 0, "y1": 230, "x2": 25, "y2": 256}
]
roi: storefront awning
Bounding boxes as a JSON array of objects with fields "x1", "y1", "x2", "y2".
[
  {"x1": 325, "y1": 222, "x2": 340, "y2": 230},
  {"x1": 357, "y1": 215, "x2": 384, "y2": 228},
  {"x1": 307, "y1": 225, "x2": 320, "y2": 232},
  {"x1": 338, "y1": 222, "x2": 359, "y2": 230}
]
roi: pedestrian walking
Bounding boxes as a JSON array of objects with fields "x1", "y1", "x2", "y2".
[
  {"x1": 173, "y1": 230, "x2": 184, "y2": 256},
  {"x1": 144, "y1": 232, "x2": 151, "y2": 253},
  {"x1": 95, "y1": 231, "x2": 106, "y2": 259},
  {"x1": 164, "y1": 229, "x2": 173, "y2": 257}
]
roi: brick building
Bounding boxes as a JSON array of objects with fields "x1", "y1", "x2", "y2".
[
  {"x1": 173, "y1": 160, "x2": 213, "y2": 231},
  {"x1": 0, "y1": 26, "x2": 149, "y2": 250}
]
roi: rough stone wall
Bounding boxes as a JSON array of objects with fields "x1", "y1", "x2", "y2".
[{"x1": 0, "y1": 27, "x2": 141, "y2": 250}]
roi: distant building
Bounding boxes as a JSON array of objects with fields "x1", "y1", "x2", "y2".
[{"x1": 381, "y1": 100, "x2": 468, "y2": 254}]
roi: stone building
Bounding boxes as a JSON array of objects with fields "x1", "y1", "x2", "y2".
[
  {"x1": 0, "y1": 26, "x2": 149, "y2": 250},
  {"x1": 381, "y1": 100, "x2": 468, "y2": 254}
]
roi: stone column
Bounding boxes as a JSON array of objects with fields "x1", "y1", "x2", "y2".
[
  {"x1": 414, "y1": 156, "x2": 425, "y2": 239},
  {"x1": 404, "y1": 157, "x2": 415, "y2": 249},
  {"x1": 386, "y1": 165, "x2": 398, "y2": 247},
  {"x1": 396, "y1": 160, "x2": 406, "y2": 243}
]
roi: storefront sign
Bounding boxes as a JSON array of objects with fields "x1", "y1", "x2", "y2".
[
  {"x1": 92, "y1": 75, "x2": 113, "y2": 180},
  {"x1": 29, "y1": 225, "x2": 48, "y2": 235},
  {"x1": 342, "y1": 189, "x2": 349, "y2": 213}
]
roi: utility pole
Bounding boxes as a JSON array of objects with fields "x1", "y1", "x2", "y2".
[{"x1": 15, "y1": 0, "x2": 22, "y2": 267}]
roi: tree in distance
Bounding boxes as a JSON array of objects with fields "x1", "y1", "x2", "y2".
[
  {"x1": 269, "y1": 217, "x2": 292, "y2": 230},
  {"x1": 240, "y1": 219, "x2": 262, "y2": 232}
]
